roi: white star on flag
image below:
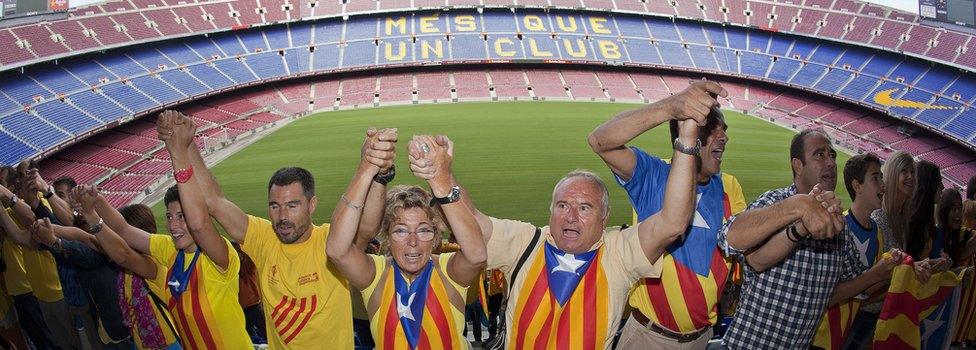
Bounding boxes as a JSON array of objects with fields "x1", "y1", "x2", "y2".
[
  {"x1": 396, "y1": 292, "x2": 417, "y2": 321},
  {"x1": 921, "y1": 304, "x2": 946, "y2": 341},
  {"x1": 691, "y1": 193, "x2": 710, "y2": 230},
  {"x1": 551, "y1": 253, "x2": 586, "y2": 276},
  {"x1": 853, "y1": 235, "x2": 871, "y2": 266}
]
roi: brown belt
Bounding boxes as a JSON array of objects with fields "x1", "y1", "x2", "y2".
[{"x1": 631, "y1": 310, "x2": 710, "y2": 343}]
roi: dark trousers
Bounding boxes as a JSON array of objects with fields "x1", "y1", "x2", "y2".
[
  {"x1": 843, "y1": 310, "x2": 879, "y2": 350},
  {"x1": 243, "y1": 304, "x2": 267, "y2": 344},
  {"x1": 487, "y1": 294, "x2": 503, "y2": 338},
  {"x1": 13, "y1": 293, "x2": 58, "y2": 350},
  {"x1": 464, "y1": 303, "x2": 485, "y2": 342},
  {"x1": 353, "y1": 318, "x2": 374, "y2": 346}
]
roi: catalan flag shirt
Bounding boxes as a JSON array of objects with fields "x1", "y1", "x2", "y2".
[
  {"x1": 146, "y1": 234, "x2": 251, "y2": 350},
  {"x1": 361, "y1": 253, "x2": 468, "y2": 349},
  {"x1": 487, "y1": 217, "x2": 662, "y2": 349},
  {"x1": 618, "y1": 147, "x2": 742, "y2": 333},
  {"x1": 242, "y1": 215, "x2": 354, "y2": 349}
]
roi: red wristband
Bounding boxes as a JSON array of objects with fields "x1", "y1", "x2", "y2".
[{"x1": 174, "y1": 165, "x2": 193, "y2": 184}]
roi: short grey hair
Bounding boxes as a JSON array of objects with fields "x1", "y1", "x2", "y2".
[{"x1": 550, "y1": 170, "x2": 611, "y2": 219}]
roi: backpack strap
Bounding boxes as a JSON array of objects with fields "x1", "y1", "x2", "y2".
[
  {"x1": 146, "y1": 288, "x2": 181, "y2": 346},
  {"x1": 507, "y1": 228, "x2": 542, "y2": 295}
]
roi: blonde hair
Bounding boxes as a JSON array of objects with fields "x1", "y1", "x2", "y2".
[
  {"x1": 378, "y1": 185, "x2": 447, "y2": 253},
  {"x1": 963, "y1": 200, "x2": 976, "y2": 230},
  {"x1": 881, "y1": 151, "x2": 915, "y2": 248}
]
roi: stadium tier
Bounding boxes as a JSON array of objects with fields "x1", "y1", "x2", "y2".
[
  {"x1": 2, "y1": 9, "x2": 975, "y2": 165},
  {"x1": 0, "y1": 0, "x2": 973, "y2": 74},
  {"x1": 33, "y1": 67, "x2": 976, "y2": 206}
]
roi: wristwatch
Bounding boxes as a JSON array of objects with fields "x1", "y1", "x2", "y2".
[
  {"x1": 9, "y1": 194, "x2": 19, "y2": 206},
  {"x1": 373, "y1": 165, "x2": 396, "y2": 185},
  {"x1": 44, "y1": 187, "x2": 54, "y2": 199},
  {"x1": 88, "y1": 218, "x2": 104, "y2": 235},
  {"x1": 673, "y1": 138, "x2": 702, "y2": 156},
  {"x1": 51, "y1": 238, "x2": 65, "y2": 255},
  {"x1": 430, "y1": 186, "x2": 461, "y2": 206}
]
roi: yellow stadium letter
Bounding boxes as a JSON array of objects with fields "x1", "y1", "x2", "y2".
[
  {"x1": 420, "y1": 39, "x2": 444, "y2": 59},
  {"x1": 589, "y1": 17, "x2": 611, "y2": 34},
  {"x1": 386, "y1": 17, "x2": 407, "y2": 35},
  {"x1": 454, "y1": 15, "x2": 477, "y2": 32},
  {"x1": 597, "y1": 40, "x2": 621, "y2": 59},
  {"x1": 523, "y1": 15, "x2": 546, "y2": 31},
  {"x1": 563, "y1": 38, "x2": 587, "y2": 58},
  {"x1": 527, "y1": 38, "x2": 553, "y2": 57},
  {"x1": 555, "y1": 16, "x2": 578, "y2": 32},
  {"x1": 420, "y1": 13, "x2": 440, "y2": 33},
  {"x1": 385, "y1": 41, "x2": 407, "y2": 61},
  {"x1": 494, "y1": 38, "x2": 516, "y2": 57}
]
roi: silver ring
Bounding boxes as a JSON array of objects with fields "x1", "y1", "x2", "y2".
[{"x1": 421, "y1": 143, "x2": 430, "y2": 153}]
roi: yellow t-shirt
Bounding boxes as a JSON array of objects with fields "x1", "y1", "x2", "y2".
[
  {"x1": 147, "y1": 234, "x2": 250, "y2": 350},
  {"x1": 241, "y1": 215, "x2": 353, "y2": 349},
  {"x1": 22, "y1": 249, "x2": 62, "y2": 303},
  {"x1": 487, "y1": 217, "x2": 662, "y2": 349},
  {"x1": 1, "y1": 237, "x2": 31, "y2": 296},
  {"x1": 361, "y1": 253, "x2": 468, "y2": 349},
  {"x1": 5, "y1": 207, "x2": 61, "y2": 302}
]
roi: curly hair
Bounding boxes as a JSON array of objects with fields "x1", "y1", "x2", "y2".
[{"x1": 378, "y1": 185, "x2": 447, "y2": 253}]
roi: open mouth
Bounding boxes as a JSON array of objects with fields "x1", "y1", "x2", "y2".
[
  {"x1": 561, "y1": 228, "x2": 581, "y2": 240},
  {"x1": 711, "y1": 148, "x2": 724, "y2": 161},
  {"x1": 172, "y1": 232, "x2": 186, "y2": 240},
  {"x1": 403, "y1": 252, "x2": 423, "y2": 263}
]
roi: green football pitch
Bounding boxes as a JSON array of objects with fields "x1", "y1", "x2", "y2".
[{"x1": 151, "y1": 101, "x2": 851, "y2": 229}]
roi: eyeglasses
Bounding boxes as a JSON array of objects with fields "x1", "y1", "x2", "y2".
[{"x1": 390, "y1": 227, "x2": 437, "y2": 242}]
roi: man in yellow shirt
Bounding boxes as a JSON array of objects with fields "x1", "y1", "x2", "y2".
[{"x1": 156, "y1": 110, "x2": 395, "y2": 348}]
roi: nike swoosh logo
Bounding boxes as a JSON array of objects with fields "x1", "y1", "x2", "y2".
[{"x1": 873, "y1": 89, "x2": 956, "y2": 110}]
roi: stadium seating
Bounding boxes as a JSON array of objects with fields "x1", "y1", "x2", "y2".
[
  {"x1": 32, "y1": 66, "x2": 976, "y2": 208},
  {"x1": 5, "y1": 9, "x2": 972, "y2": 167},
  {"x1": 0, "y1": 3, "x2": 970, "y2": 207}
]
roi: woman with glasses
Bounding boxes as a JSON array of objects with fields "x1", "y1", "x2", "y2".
[{"x1": 327, "y1": 133, "x2": 487, "y2": 349}]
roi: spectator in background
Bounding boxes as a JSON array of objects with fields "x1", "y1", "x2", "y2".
[
  {"x1": 0, "y1": 164, "x2": 76, "y2": 349},
  {"x1": 588, "y1": 80, "x2": 746, "y2": 348},
  {"x1": 116, "y1": 204, "x2": 182, "y2": 350},
  {"x1": 938, "y1": 188, "x2": 976, "y2": 267},
  {"x1": 233, "y1": 242, "x2": 266, "y2": 345},
  {"x1": 836, "y1": 153, "x2": 902, "y2": 349},
  {"x1": 719, "y1": 130, "x2": 900, "y2": 349},
  {"x1": 906, "y1": 161, "x2": 952, "y2": 271}
]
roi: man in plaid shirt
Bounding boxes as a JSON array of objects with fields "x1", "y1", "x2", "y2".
[{"x1": 717, "y1": 129, "x2": 899, "y2": 349}]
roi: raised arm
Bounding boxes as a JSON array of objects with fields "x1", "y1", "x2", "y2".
[
  {"x1": 72, "y1": 186, "x2": 157, "y2": 279},
  {"x1": 80, "y1": 185, "x2": 151, "y2": 254},
  {"x1": 588, "y1": 80, "x2": 728, "y2": 181},
  {"x1": 636, "y1": 119, "x2": 699, "y2": 263},
  {"x1": 410, "y1": 137, "x2": 493, "y2": 244},
  {"x1": 0, "y1": 201, "x2": 33, "y2": 247},
  {"x1": 326, "y1": 128, "x2": 396, "y2": 290},
  {"x1": 355, "y1": 128, "x2": 397, "y2": 249},
  {"x1": 1, "y1": 182, "x2": 36, "y2": 226},
  {"x1": 161, "y1": 110, "x2": 229, "y2": 269},
  {"x1": 413, "y1": 135, "x2": 486, "y2": 287},
  {"x1": 165, "y1": 113, "x2": 250, "y2": 243},
  {"x1": 27, "y1": 170, "x2": 74, "y2": 226}
]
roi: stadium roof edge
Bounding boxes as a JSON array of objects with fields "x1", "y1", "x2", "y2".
[{"x1": 0, "y1": 3, "x2": 972, "y2": 75}]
